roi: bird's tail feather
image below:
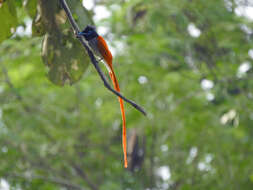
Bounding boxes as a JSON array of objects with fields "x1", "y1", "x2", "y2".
[{"x1": 107, "y1": 65, "x2": 128, "y2": 168}]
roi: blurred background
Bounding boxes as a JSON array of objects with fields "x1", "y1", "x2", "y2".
[{"x1": 1, "y1": 0, "x2": 253, "y2": 189}]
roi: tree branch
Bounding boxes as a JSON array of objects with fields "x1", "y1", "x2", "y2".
[
  {"x1": 1, "y1": 65, "x2": 22, "y2": 101},
  {"x1": 5, "y1": 172, "x2": 86, "y2": 190},
  {"x1": 59, "y1": 0, "x2": 146, "y2": 116},
  {"x1": 71, "y1": 163, "x2": 99, "y2": 190}
]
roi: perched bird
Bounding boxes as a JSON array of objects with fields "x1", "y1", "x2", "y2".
[{"x1": 77, "y1": 25, "x2": 128, "y2": 168}]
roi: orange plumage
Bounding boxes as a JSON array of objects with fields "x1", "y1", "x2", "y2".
[{"x1": 97, "y1": 36, "x2": 128, "y2": 168}]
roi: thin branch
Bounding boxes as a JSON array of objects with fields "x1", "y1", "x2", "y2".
[
  {"x1": 1, "y1": 65, "x2": 32, "y2": 112},
  {"x1": 71, "y1": 163, "x2": 99, "y2": 190},
  {"x1": 59, "y1": 0, "x2": 146, "y2": 116},
  {"x1": 1, "y1": 65, "x2": 22, "y2": 101},
  {"x1": 5, "y1": 173, "x2": 86, "y2": 190}
]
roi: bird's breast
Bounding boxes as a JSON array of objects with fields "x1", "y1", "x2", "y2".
[{"x1": 88, "y1": 38, "x2": 102, "y2": 58}]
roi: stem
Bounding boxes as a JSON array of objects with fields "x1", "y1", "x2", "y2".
[{"x1": 5, "y1": 173, "x2": 85, "y2": 190}]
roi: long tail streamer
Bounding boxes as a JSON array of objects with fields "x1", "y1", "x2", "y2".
[
  {"x1": 96, "y1": 36, "x2": 128, "y2": 168},
  {"x1": 109, "y1": 70, "x2": 127, "y2": 168}
]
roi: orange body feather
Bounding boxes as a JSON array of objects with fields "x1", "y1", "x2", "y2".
[{"x1": 96, "y1": 36, "x2": 128, "y2": 168}]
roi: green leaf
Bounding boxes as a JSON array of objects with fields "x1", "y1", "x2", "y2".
[
  {"x1": 0, "y1": 0, "x2": 18, "y2": 43},
  {"x1": 24, "y1": 0, "x2": 38, "y2": 18},
  {"x1": 41, "y1": 33, "x2": 89, "y2": 86},
  {"x1": 39, "y1": 0, "x2": 93, "y2": 85}
]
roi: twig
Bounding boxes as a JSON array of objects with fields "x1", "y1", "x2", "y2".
[
  {"x1": 1, "y1": 65, "x2": 33, "y2": 111},
  {"x1": 5, "y1": 172, "x2": 85, "y2": 190},
  {"x1": 59, "y1": 0, "x2": 146, "y2": 115},
  {"x1": 1, "y1": 65, "x2": 22, "y2": 101},
  {"x1": 72, "y1": 163, "x2": 99, "y2": 190}
]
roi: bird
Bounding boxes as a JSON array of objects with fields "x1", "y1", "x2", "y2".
[{"x1": 77, "y1": 25, "x2": 128, "y2": 168}]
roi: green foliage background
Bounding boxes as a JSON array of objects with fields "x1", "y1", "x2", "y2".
[{"x1": 1, "y1": 0, "x2": 253, "y2": 189}]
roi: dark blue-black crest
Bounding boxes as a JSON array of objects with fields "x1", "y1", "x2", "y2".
[{"x1": 79, "y1": 25, "x2": 98, "y2": 41}]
